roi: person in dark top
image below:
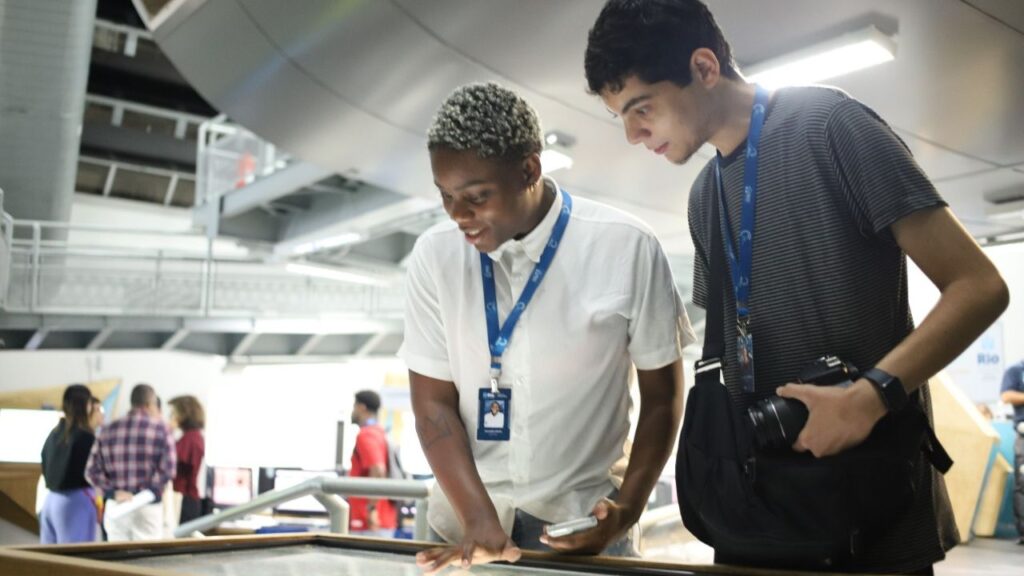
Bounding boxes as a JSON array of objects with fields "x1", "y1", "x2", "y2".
[
  {"x1": 585, "y1": 1, "x2": 1009, "y2": 573},
  {"x1": 168, "y1": 395, "x2": 206, "y2": 525},
  {"x1": 40, "y1": 384, "x2": 101, "y2": 543},
  {"x1": 1000, "y1": 359, "x2": 1024, "y2": 544}
]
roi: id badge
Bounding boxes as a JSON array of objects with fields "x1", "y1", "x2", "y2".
[
  {"x1": 478, "y1": 388, "x2": 511, "y2": 441},
  {"x1": 736, "y1": 321, "x2": 755, "y2": 393}
]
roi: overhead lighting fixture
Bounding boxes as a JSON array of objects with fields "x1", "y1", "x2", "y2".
[
  {"x1": 285, "y1": 262, "x2": 389, "y2": 286},
  {"x1": 986, "y1": 199, "x2": 1024, "y2": 222},
  {"x1": 291, "y1": 232, "x2": 364, "y2": 255},
  {"x1": 544, "y1": 130, "x2": 576, "y2": 148},
  {"x1": 541, "y1": 130, "x2": 575, "y2": 174},
  {"x1": 541, "y1": 149, "x2": 574, "y2": 174},
  {"x1": 746, "y1": 25, "x2": 896, "y2": 90}
]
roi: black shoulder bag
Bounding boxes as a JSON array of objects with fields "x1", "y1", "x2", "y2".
[{"x1": 674, "y1": 195, "x2": 953, "y2": 570}]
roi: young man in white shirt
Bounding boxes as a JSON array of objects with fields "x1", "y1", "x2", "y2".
[{"x1": 400, "y1": 82, "x2": 695, "y2": 573}]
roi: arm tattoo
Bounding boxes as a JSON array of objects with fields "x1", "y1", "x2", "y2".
[{"x1": 417, "y1": 409, "x2": 454, "y2": 450}]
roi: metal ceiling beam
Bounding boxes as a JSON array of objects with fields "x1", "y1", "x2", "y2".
[
  {"x1": 220, "y1": 162, "x2": 333, "y2": 218},
  {"x1": 296, "y1": 333, "x2": 326, "y2": 356},
  {"x1": 230, "y1": 332, "x2": 261, "y2": 357},
  {"x1": 85, "y1": 327, "x2": 115, "y2": 350},
  {"x1": 0, "y1": 314, "x2": 402, "y2": 335},
  {"x1": 25, "y1": 330, "x2": 49, "y2": 350},
  {"x1": 354, "y1": 333, "x2": 388, "y2": 358},
  {"x1": 161, "y1": 328, "x2": 190, "y2": 351}
]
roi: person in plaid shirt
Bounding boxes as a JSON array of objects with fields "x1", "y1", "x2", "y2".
[{"x1": 86, "y1": 383, "x2": 175, "y2": 541}]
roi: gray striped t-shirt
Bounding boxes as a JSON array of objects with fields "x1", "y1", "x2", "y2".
[{"x1": 688, "y1": 86, "x2": 957, "y2": 573}]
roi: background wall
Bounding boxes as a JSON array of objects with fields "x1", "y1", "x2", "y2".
[
  {"x1": 0, "y1": 351, "x2": 426, "y2": 477},
  {"x1": 908, "y1": 242, "x2": 1023, "y2": 406}
]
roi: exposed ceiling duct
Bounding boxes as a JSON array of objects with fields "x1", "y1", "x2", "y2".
[
  {"x1": 136, "y1": 0, "x2": 1024, "y2": 251},
  {"x1": 0, "y1": 0, "x2": 98, "y2": 231}
]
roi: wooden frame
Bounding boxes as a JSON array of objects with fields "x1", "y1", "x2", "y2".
[{"x1": 0, "y1": 533, "x2": 863, "y2": 576}]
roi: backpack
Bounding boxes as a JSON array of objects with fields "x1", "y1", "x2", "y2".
[{"x1": 385, "y1": 439, "x2": 407, "y2": 481}]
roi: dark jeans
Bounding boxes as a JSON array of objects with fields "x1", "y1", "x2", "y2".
[
  {"x1": 509, "y1": 508, "x2": 638, "y2": 557},
  {"x1": 180, "y1": 495, "x2": 202, "y2": 524}
]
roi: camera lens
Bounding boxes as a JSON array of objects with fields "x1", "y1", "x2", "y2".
[{"x1": 747, "y1": 397, "x2": 809, "y2": 449}]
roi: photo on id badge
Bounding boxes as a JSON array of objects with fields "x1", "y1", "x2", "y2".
[{"x1": 478, "y1": 388, "x2": 510, "y2": 441}]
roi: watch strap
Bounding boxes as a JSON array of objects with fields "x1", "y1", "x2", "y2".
[{"x1": 862, "y1": 367, "x2": 908, "y2": 413}]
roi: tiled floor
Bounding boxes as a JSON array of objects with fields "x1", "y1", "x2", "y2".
[{"x1": 936, "y1": 537, "x2": 1022, "y2": 576}]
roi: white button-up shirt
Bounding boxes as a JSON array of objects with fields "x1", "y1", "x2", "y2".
[{"x1": 399, "y1": 177, "x2": 695, "y2": 541}]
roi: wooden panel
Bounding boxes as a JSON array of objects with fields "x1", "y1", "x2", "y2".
[
  {"x1": 3, "y1": 533, "x2": 878, "y2": 576},
  {"x1": 0, "y1": 463, "x2": 42, "y2": 534},
  {"x1": 0, "y1": 379, "x2": 120, "y2": 411},
  {"x1": 0, "y1": 549, "x2": 177, "y2": 576},
  {"x1": 930, "y1": 373, "x2": 1000, "y2": 542},
  {"x1": 973, "y1": 453, "x2": 1013, "y2": 537}
]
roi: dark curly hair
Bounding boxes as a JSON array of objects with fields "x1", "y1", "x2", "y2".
[
  {"x1": 585, "y1": 0, "x2": 741, "y2": 94},
  {"x1": 428, "y1": 82, "x2": 543, "y2": 161}
]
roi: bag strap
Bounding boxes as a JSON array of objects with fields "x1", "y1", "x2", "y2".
[
  {"x1": 919, "y1": 412, "x2": 953, "y2": 473},
  {"x1": 696, "y1": 178, "x2": 727, "y2": 380}
]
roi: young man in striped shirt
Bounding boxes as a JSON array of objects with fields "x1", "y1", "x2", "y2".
[
  {"x1": 586, "y1": 1, "x2": 1009, "y2": 574},
  {"x1": 86, "y1": 383, "x2": 176, "y2": 541}
]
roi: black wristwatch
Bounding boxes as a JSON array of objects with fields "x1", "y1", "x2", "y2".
[{"x1": 861, "y1": 367, "x2": 908, "y2": 413}]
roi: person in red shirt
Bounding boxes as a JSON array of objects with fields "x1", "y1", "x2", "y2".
[
  {"x1": 168, "y1": 395, "x2": 206, "y2": 525},
  {"x1": 349, "y1": 390, "x2": 396, "y2": 537}
]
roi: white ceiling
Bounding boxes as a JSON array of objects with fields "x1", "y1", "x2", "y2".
[{"x1": 150, "y1": 0, "x2": 1024, "y2": 255}]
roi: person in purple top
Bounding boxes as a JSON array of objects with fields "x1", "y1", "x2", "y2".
[{"x1": 86, "y1": 383, "x2": 175, "y2": 541}]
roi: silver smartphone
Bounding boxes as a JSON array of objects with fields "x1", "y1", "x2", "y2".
[{"x1": 545, "y1": 515, "x2": 598, "y2": 538}]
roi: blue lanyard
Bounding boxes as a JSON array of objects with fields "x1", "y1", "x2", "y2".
[
  {"x1": 481, "y1": 189, "x2": 572, "y2": 390},
  {"x1": 714, "y1": 85, "x2": 769, "y2": 323}
]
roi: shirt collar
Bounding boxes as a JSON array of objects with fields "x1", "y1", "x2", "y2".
[{"x1": 488, "y1": 176, "x2": 563, "y2": 264}]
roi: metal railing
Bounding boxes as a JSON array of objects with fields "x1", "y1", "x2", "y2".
[
  {"x1": 0, "y1": 204, "x2": 404, "y2": 318},
  {"x1": 175, "y1": 477, "x2": 432, "y2": 540},
  {"x1": 0, "y1": 190, "x2": 13, "y2": 307},
  {"x1": 196, "y1": 117, "x2": 287, "y2": 209}
]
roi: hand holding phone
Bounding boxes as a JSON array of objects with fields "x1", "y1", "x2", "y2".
[{"x1": 545, "y1": 515, "x2": 598, "y2": 538}]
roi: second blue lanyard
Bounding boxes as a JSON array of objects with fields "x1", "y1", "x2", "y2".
[{"x1": 481, "y1": 189, "x2": 573, "y2": 391}]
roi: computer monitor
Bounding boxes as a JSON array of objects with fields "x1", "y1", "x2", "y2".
[
  {"x1": 0, "y1": 409, "x2": 62, "y2": 463},
  {"x1": 209, "y1": 467, "x2": 254, "y2": 509},
  {"x1": 269, "y1": 468, "x2": 337, "y2": 515}
]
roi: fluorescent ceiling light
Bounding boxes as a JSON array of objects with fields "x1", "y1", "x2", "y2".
[
  {"x1": 286, "y1": 262, "x2": 389, "y2": 286},
  {"x1": 746, "y1": 25, "x2": 896, "y2": 90},
  {"x1": 541, "y1": 148, "x2": 574, "y2": 174},
  {"x1": 291, "y1": 232, "x2": 364, "y2": 255},
  {"x1": 986, "y1": 199, "x2": 1024, "y2": 222}
]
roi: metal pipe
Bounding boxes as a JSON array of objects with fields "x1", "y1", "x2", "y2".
[
  {"x1": 30, "y1": 223, "x2": 41, "y2": 311},
  {"x1": 312, "y1": 493, "x2": 349, "y2": 535},
  {"x1": 10, "y1": 218, "x2": 204, "y2": 237},
  {"x1": 414, "y1": 498, "x2": 430, "y2": 541},
  {"x1": 173, "y1": 476, "x2": 429, "y2": 539}
]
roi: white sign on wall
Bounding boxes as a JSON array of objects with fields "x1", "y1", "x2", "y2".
[{"x1": 945, "y1": 320, "x2": 1004, "y2": 404}]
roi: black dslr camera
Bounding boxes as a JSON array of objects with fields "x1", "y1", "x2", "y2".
[{"x1": 747, "y1": 355, "x2": 859, "y2": 450}]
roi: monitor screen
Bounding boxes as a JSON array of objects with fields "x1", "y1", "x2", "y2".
[
  {"x1": 270, "y1": 469, "x2": 337, "y2": 515},
  {"x1": 210, "y1": 467, "x2": 253, "y2": 508},
  {"x1": 0, "y1": 409, "x2": 62, "y2": 463}
]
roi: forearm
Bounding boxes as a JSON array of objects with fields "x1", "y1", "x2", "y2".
[
  {"x1": 411, "y1": 372, "x2": 501, "y2": 531},
  {"x1": 873, "y1": 272, "x2": 1008, "y2": 394},
  {"x1": 617, "y1": 362, "x2": 683, "y2": 523},
  {"x1": 1002, "y1": 390, "x2": 1024, "y2": 406}
]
